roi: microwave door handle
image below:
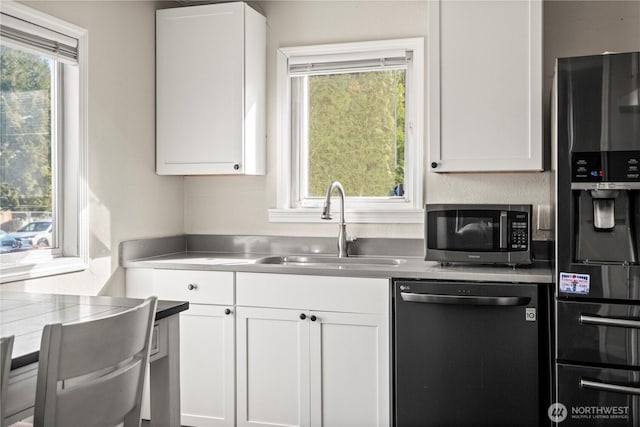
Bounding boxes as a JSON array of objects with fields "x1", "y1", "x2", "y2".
[
  {"x1": 580, "y1": 378, "x2": 640, "y2": 396},
  {"x1": 499, "y1": 211, "x2": 508, "y2": 249},
  {"x1": 400, "y1": 292, "x2": 531, "y2": 306}
]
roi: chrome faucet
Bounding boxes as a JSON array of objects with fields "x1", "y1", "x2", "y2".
[{"x1": 321, "y1": 181, "x2": 356, "y2": 257}]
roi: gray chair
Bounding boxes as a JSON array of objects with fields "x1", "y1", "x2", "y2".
[
  {"x1": 1, "y1": 335, "x2": 15, "y2": 427},
  {"x1": 32, "y1": 296, "x2": 157, "y2": 427}
]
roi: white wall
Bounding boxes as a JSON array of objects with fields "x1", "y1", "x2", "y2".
[
  {"x1": 184, "y1": 0, "x2": 640, "y2": 241},
  {"x1": 3, "y1": 1, "x2": 638, "y2": 296},
  {"x1": 185, "y1": 1, "x2": 429, "y2": 239},
  {"x1": 3, "y1": 0, "x2": 184, "y2": 296}
]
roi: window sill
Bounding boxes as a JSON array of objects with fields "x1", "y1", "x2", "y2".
[
  {"x1": 268, "y1": 208, "x2": 424, "y2": 224},
  {"x1": 0, "y1": 256, "x2": 88, "y2": 284}
]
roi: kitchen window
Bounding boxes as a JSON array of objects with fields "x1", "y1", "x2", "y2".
[
  {"x1": 270, "y1": 38, "x2": 424, "y2": 223},
  {"x1": 0, "y1": 3, "x2": 88, "y2": 282}
]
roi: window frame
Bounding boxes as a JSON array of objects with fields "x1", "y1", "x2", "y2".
[
  {"x1": 270, "y1": 38, "x2": 424, "y2": 224},
  {"x1": 0, "y1": 1, "x2": 88, "y2": 283}
]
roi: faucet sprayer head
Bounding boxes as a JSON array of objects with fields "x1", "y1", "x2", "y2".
[{"x1": 321, "y1": 204, "x2": 332, "y2": 220}]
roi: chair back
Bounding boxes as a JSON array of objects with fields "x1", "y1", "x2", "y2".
[
  {"x1": 34, "y1": 297, "x2": 157, "y2": 427},
  {"x1": 1, "y1": 335, "x2": 14, "y2": 427}
]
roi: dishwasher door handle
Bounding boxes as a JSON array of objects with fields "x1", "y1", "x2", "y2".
[{"x1": 400, "y1": 292, "x2": 531, "y2": 306}]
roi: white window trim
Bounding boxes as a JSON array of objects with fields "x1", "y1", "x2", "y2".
[
  {"x1": 269, "y1": 38, "x2": 424, "y2": 224},
  {"x1": 0, "y1": 1, "x2": 88, "y2": 283}
]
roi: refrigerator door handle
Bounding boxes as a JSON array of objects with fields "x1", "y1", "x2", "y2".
[
  {"x1": 580, "y1": 314, "x2": 640, "y2": 329},
  {"x1": 400, "y1": 292, "x2": 531, "y2": 306},
  {"x1": 581, "y1": 378, "x2": 640, "y2": 396}
]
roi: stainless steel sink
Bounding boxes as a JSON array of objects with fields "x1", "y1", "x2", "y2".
[{"x1": 255, "y1": 255, "x2": 407, "y2": 267}]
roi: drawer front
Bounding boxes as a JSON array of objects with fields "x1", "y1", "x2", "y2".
[
  {"x1": 154, "y1": 269, "x2": 234, "y2": 305},
  {"x1": 236, "y1": 272, "x2": 389, "y2": 314},
  {"x1": 557, "y1": 363, "x2": 638, "y2": 426},
  {"x1": 558, "y1": 300, "x2": 640, "y2": 367}
]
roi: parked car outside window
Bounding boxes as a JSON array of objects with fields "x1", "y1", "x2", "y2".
[
  {"x1": 9, "y1": 220, "x2": 53, "y2": 249},
  {"x1": 0, "y1": 230, "x2": 20, "y2": 253}
]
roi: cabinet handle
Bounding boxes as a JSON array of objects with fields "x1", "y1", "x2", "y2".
[
  {"x1": 224, "y1": 308, "x2": 232, "y2": 315},
  {"x1": 187, "y1": 284, "x2": 197, "y2": 291},
  {"x1": 233, "y1": 163, "x2": 240, "y2": 170},
  {"x1": 431, "y1": 162, "x2": 438, "y2": 169},
  {"x1": 300, "y1": 313, "x2": 307, "y2": 320},
  {"x1": 310, "y1": 315, "x2": 317, "y2": 322}
]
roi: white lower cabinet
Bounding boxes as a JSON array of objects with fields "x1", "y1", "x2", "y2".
[
  {"x1": 125, "y1": 268, "x2": 235, "y2": 427},
  {"x1": 236, "y1": 307, "x2": 310, "y2": 427},
  {"x1": 309, "y1": 311, "x2": 387, "y2": 427},
  {"x1": 235, "y1": 273, "x2": 390, "y2": 427},
  {"x1": 181, "y1": 304, "x2": 235, "y2": 426},
  {"x1": 126, "y1": 269, "x2": 391, "y2": 427}
]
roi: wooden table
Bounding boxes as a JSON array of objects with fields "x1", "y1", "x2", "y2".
[{"x1": 0, "y1": 291, "x2": 188, "y2": 427}]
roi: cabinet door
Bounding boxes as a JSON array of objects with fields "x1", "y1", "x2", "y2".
[
  {"x1": 428, "y1": 0, "x2": 543, "y2": 172},
  {"x1": 181, "y1": 304, "x2": 235, "y2": 427},
  {"x1": 156, "y1": 3, "x2": 244, "y2": 175},
  {"x1": 309, "y1": 311, "x2": 390, "y2": 427},
  {"x1": 126, "y1": 269, "x2": 235, "y2": 426},
  {"x1": 236, "y1": 307, "x2": 311, "y2": 427}
]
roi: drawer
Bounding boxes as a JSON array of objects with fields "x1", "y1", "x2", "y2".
[
  {"x1": 557, "y1": 363, "x2": 638, "y2": 426},
  {"x1": 153, "y1": 269, "x2": 234, "y2": 305},
  {"x1": 558, "y1": 300, "x2": 640, "y2": 367},
  {"x1": 236, "y1": 272, "x2": 389, "y2": 314}
]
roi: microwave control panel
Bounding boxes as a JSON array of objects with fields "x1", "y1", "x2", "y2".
[{"x1": 509, "y1": 212, "x2": 529, "y2": 251}]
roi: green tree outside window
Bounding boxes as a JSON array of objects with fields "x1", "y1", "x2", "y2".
[
  {"x1": 306, "y1": 69, "x2": 406, "y2": 198},
  {"x1": 0, "y1": 45, "x2": 53, "y2": 214}
]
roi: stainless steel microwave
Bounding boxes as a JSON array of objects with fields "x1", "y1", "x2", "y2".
[{"x1": 425, "y1": 204, "x2": 532, "y2": 265}]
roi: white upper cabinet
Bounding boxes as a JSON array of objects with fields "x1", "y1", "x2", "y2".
[
  {"x1": 428, "y1": 0, "x2": 543, "y2": 172},
  {"x1": 156, "y1": 2, "x2": 266, "y2": 175}
]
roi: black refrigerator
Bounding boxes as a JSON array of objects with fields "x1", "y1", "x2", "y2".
[{"x1": 556, "y1": 51, "x2": 640, "y2": 426}]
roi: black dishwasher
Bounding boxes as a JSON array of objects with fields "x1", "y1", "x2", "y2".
[{"x1": 393, "y1": 280, "x2": 551, "y2": 427}]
